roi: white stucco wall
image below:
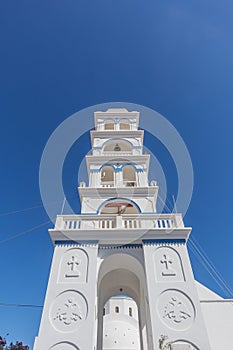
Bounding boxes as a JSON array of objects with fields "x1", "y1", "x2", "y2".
[
  {"x1": 103, "y1": 298, "x2": 140, "y2": 350},
  {"x1": 196, "y1": 281, "x2": 233, "y2": 350},
  {"x1": 102, "y1": 284, "x2": 233, "y2": 350}
]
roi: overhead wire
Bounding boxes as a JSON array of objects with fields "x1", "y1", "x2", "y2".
[
  {"x1": 0, "y1": 194, "x2": 79, "y2": 244},
  {"x1": 188, "y1": 238, "x2": 233, "y2": 298},
  {"x1": 0, "y1": 204, "x2": 47, "y2": 218},
  {"x1": 0, "y1": 303, "x2": 43, "y2": 308},
  {"x1": 190, "y1": 236, "x2": 233, "y2": 293},
  {"x1": 189, "y1": 241, "x2": 233, "y2": 299},
  {"x1": 0, "y1": 193, "x2": 78, "y2": 218},
  {"x1": 0, "y1": 195, "x2": 80, "y2": 308},
  {"x1": 157, "y1": 193, "x2": 173, "y2": 213},
  {"x1": 1, "y1": 188, "x2": 232, "y2": 301},
  {"x1": 0, "y1": 220, "x2": 51, "y2": 244},
  {"x1": 188, "y1": 240, "x2": 226, "y2": 296},
  {"x1": 157, "y1": 189, "x2": 233, "y2": 298}
]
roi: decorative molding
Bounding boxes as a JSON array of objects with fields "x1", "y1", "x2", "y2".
[
  {"x1": 157, "y1": 290, "x2": 195, "y2": 331},
  {"x1": 50, "y1": 291, "x2": 88, "y2": 333},
  {"x1": 58, "y1": 248, "x2": 89, "y2": 284},
  {"x1": 154, "y1": 246, "x2": 185, "y2": 282},
  {"x1": 143, "y1": 239, "x2": 186, "y2": 246},
  {"x1": 55, "y1": 241, "x2": 98, "y2": 247},
  {"x1": 99, "y1": 244, "x2": 142, "y2": 249},
  {"x1": 94, "y1": 163, "x2": 145, "y2": 172}
]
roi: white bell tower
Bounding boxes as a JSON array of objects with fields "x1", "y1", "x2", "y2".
[{"x1": 33, "y1": 108, "x2": 211, "y2": 350}]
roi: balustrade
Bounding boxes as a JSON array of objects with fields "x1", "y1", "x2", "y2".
[{"x1": 56, "y1": 213, "x2": 184, "y2": 231}]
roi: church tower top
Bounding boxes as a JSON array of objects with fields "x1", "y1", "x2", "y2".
[
  {"x1": 94, "y1": 108, "x2": 140, "y2": 130},
  {"x1": 49, "y1": 108, "x2": 190, "y2": 244}
]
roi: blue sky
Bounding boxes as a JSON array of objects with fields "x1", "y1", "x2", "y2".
[{"x1": 0, "y1": 0, "x2": 233, "y2": 347}]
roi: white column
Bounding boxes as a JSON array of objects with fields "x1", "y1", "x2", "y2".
[
  {"x1": 90, "y1": 170, "x2": 100, "y2": 187},
  {"x1": 33, "y1": 243, "x2": 99, "y2": 350},
  {"x1": 137, "y1": 170, "x2": 148, "y2": 187},
  {"x1": 115, "y1": 169, "x2": 122, "y2": 187},
  {"x1": 142, "y1": 241, "x2": 211, "y2": 350},
  {"x1": 115, "y1": 119, "x2": 120, "y2": 130},
  {"x1": 98, "y1": 121, "x2": 105, "y2": 131}
]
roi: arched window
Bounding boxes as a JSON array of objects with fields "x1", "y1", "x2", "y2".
[
  {"x1": 115, "y1": 306, "x2": 119, "y2": 313},
  {"x1": 129, "y1": 307, "x2": 133, "y2": 317},
  {"x1": 119, "y1": 120, "x2": 130, "y2": 130},
  {"x1": 100, "y1": 166, "x2": 114, "y2": 187},
  {"x1": 122, "y1": 165, "x2": 137, "y2": 187},
  {"x1": 104, "y1": 121, "x2": 115, "y2": 130},
  {"x1": 103, "y1": 308, "x2": 106, "y2": 316},
  {"x1": 100, "y1": 199, "x2": 139, "y2": 215},
  {"x1": 103, "y1": 139, "x2": 132, "y2": 155}
]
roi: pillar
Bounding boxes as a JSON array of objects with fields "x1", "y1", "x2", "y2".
[
  {"x1": 33, "y1": 243, "x2": 98, "y2": 350},
  {"x1": 143, "y1": 240, "x2": 211, "y2": 350}
]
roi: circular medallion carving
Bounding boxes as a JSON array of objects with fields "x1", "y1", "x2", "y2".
[
  {"x1": 157, "y1": 290, "x2": 195, "y2": 331},
  {"x1": 50, "y1": 291, "x2": 87, "y2": 333}
]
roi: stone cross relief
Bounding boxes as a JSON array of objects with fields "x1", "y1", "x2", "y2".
[
  {"x1": 65, "y1": 255, "x2": 81, "y2": 278},
  {"x1": 160, "y1": 254, "x2": 176, "y2": 277}
]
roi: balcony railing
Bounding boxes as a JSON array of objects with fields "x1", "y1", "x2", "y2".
[
  {"x1": 54, "y1": 213, "x2": 184, "y2": 231},
  {"x1": 100, "y1": 181, "x2": 115, "y2": 188},
  {"x1": 123, "y1": 180, "x2": 136, "y2": 187},
  {"x1": 102, "y1": 151, "x2": 133, "y2": 156},
  {"x1": 100, "y1": 181, "x2": 137, "y2": 188}
]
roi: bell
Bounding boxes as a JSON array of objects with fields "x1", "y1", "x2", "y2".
[{"x1": 114, "y1": 143, "x2": 121, "y2": 151}]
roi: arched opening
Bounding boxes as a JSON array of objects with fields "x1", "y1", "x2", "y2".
[
  {"x1": 104, "y1": 121, "x2": 115, "y2": 130},
  {"x1": 97, "y1": 254, "x2": 150, "y2": 350},
  {"x1": 170, "y1": 341, "x2": 199, "y2": 350},
  {"x1": 103, "y1": 139, "x2": 132, "y2": 155},
  {"x1": 122, "y1": 165, "x2": 137, "y2": 187},
  {"x1": 102, "y1": 295, "x2": 140, "y2": 350},
  {"x1": 99, "y1": 199, "x2": 140, "y2": 214},
  {"x1": 49, "y1": 343, "x2": 80, "y2": 350},
  {"x1": 101, "y1": 166, "x2": 114, "y2": 187},
  {"x1": 119, "y1": 120, "x2": 131, "y2": 130}
]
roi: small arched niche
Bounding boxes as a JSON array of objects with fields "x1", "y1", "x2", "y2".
[
  {"x1": 100, "y1": 199, "x2": 139, "y2": 215},
  {"x1": 122, "y1": 165, "x2": 137, "y2": 187},
  {"x1": 104, "y1": 120, "x2": 115, "y2": 130},
  {"x1": 103, "y1": 139, "x2": 132, "y2": 154},
  {"x1": 119, "y1": 120, "x2": 131, "y2": 130},
  {"x1": 100, "y1": 166, "x2": 115, "y2": 187}
]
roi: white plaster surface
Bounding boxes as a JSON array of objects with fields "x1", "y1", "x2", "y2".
[
  {"x1": 196, "y1": 281, "x2": 233, "y2": 350},
  {"x1": 103, "y1": 298, "x2": 140, "y2": 350}
]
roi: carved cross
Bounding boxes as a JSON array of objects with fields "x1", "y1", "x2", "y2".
[
  {"x1": 160, "y1": 254, "x2": 176, "y2": 276},
  {"x1": 65, "y1": 255, "x2": 81, "y2": 278}
]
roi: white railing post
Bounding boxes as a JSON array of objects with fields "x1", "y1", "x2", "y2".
[
  {"x1": 116, "y1": 215, "x2": 124, "y2": 228},
  {"x1": 55, "y1": 216, "x2": 64, "y2": 230},
  {"x1": 174, "y1": 214, "x2": 184, "y2": 228}
]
